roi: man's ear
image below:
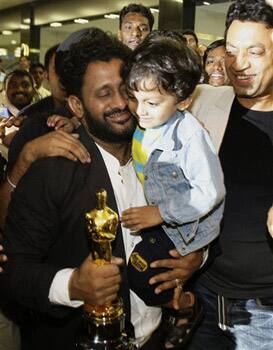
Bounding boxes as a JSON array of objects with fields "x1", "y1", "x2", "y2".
[
  {"x1": 67, "y1": 95, "x2": 84, "y2": 120},
  {"x1": 177, "y1": 96, "x2": 193, "y2": 111}
]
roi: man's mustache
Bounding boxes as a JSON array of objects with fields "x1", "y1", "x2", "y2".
[{"x1": 104, "y1": 107, "x2": 131, "y2": 118}]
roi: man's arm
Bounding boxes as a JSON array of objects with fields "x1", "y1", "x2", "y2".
[{"x1": 0, "y1": 130, "x2": 90, "y2": 230}]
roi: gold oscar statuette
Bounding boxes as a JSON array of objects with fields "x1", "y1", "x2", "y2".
[{"x1": 75, "y1": 189, "x2": 135, "y2": 350}]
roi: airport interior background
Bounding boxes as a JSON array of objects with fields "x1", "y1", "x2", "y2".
[{"x1": 0, "y1": 0, "x2": 235, "y2": 68}]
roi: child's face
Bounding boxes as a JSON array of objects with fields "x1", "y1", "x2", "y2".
[{"x1": 128, "y1": 83, "x2": 180, "y2": 129}]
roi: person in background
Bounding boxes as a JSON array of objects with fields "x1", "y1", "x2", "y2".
[
  {"x1": 30, "y1": 63, "x2": 51, "y2": 100},
  {"x1": 18, "y1": 55, "x2": 31, "y2": 71},
  {"x1": 203, "y1": 39, "x2": 230, "y2": 87},
  {"x1": 118, "y1": 3, "x2": 154, "y2": 50},
  {"x1": 182, "y1": 29, "x2": 199, "y2": 54},
  {"x1": 0, "y1": 70, "x2": 36, "y2": 157}
]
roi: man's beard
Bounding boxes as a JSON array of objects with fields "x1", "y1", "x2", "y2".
[{"x1": 83, "y1": 104, "x2": 136, "y2": 143}]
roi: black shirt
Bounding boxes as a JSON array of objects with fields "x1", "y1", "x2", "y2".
[
  {"x1": 200, "y1": 98, "x2": 273, "y2": 298},
  {"x1": 8, "y1": 97, "x2": 71, "y2": 170}
]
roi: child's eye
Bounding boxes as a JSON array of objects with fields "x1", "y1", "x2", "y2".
[{"x1": 148, "y1": 101, "x2": 158, "y2": 106}]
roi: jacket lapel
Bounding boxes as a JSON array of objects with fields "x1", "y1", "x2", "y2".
[{"x1": 77, "y1": 125, "x2": 133, "y2": 332}]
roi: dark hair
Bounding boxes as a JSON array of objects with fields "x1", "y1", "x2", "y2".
[
  {"x1": 225, "y1": 0, "x2": 273, "y2": 34},
  {"x1": 182, "y1": 29, "x2": 198, "y2": 45},
  {"x1": 44, "y1": 44, "x2": 59, "y2": 72},
  {"x1": 19, "y1": 55, "x2": 30, "y2": 61},
  {"x1": 4, "y1": 69, "x2": 35, "y2": 90},
  {"x1": 147, "y1": 30, "x2": 187, "y2": 45},
  {"x1": 123, "y1": 37, "x2": 202, "y2": 102},
  {"x1": 119, "y1": 3, "x2": 154, "y2": 30},
  {"x1": 60, "y1": 34, "x2": 131, "y2": 98},
  {"x1": 203, "y1": 39, "x2": 225, "y2": 68},
  {"x1": 30, "y1": 62, "x2": 45, "y2": 73}
]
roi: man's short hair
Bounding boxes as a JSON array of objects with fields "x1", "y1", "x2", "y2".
[
  {"x1": 225, "y1": 0, "x2": 273, "y2": 33},
  {"x1": 182, "y1": 29, "x2": 198, "y2": 44},
  {"x1": 44, "y1": 44, "x2": 59, "y2": 72},
  {"x1": 19, "y1": 55, "x2": 30, "y2": 62},
  {"x1": 60, "y1": 34, "x2": 131, "y2": 98},
  {"x1": 30, "y1": 63, "x2": 46, "y2": 73},
  {"x1": 203, "y1": 39, "x2": 225, "y2": 68},
  {"x1": 123, "y1": 37, "x2": 202, "y2": 102},
  {"x1": 119, "y1": 3, "x2": 154, "y2": 30}
]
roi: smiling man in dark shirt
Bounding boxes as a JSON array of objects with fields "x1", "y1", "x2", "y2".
[{"x1": 186, "y1": 1, "x2": 273, "y2": 349}]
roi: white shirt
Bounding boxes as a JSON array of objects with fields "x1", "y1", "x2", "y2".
[
  {"x1": 49, "y1": 144, "x2": 161, "y2": 347},
  {"x1": 36, "y1": 85, "x2": 51, "y2": 100}
]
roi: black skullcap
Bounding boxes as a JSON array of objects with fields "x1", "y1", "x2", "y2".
[
  {"x1": 57, "y1": 27, "x2": 105, "y2": 52},
  {"x1": 128, "y1": 228, "x2": 175, "y2": 306}
]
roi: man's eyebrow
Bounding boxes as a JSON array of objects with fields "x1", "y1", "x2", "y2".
[
  {"x1": 123, "y1": 20, "x2": 148, "y2": 26},
  {"x1": 95, "y1": 84, "x2": 110, "y2": 91},
  {"x1": 226, "y1": 42, "x2": 266, "y2": 49}
]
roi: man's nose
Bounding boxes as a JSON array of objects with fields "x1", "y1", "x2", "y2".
[
  {"x1": 16, "y1": 84, "x2": 25, "y2": 92},
  {"x1": 112, "y1": 92, "x2": 127, "y2": 110},
  {"x1": 213, "y1": 60, "x2": 224, "y2": 70},
  {"x1": 131, "y1": 27, "x2": 141, "y2": 37},
  {"x1": 233, "y1": 52, "x2": 250, "y2": 71}
]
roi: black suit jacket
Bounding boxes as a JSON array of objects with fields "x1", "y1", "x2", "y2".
[{"x1": 2, "y1": 126, "x2": 132, "y2": 349}]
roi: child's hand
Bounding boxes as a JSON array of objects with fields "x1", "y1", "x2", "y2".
[
  {"x1": 121, "y1": 205, "x2": 164, "y2": 231},
  {"x1": 47, "y1": 115, "x2": 75, "y2": 133},
  {"x1": 267, "y1": 206, "x2": 273, "y2": 237}
]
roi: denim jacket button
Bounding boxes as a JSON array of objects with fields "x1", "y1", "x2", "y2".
[{"x1": 172, "y1": 171, "x2": 178, "y2": 179}]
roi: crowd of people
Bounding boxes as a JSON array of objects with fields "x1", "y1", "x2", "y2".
[{"x1": 0, "y1": 0, "x2": 272, "y2": 349}]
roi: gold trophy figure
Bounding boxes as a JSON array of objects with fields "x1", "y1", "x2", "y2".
[{"x1": 76, "y1": 189, "x2": 135, "y2": 350}]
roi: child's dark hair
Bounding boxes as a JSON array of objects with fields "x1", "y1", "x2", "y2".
[{"x1": 123, "y1": 36, "x2": 202, "y2": 101}]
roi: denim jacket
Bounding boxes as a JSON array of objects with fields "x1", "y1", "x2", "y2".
[{"x1": 140, "y1": 110, "x2": 226, "y2": 256}]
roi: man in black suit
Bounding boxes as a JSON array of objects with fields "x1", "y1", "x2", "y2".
[{"x1": 2, "y1": 34, "x2": 203, "y2": 350}]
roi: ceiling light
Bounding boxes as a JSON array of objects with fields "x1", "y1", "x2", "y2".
[
  {"x1": 2, "y1": 30, "x2": 13, "y2": 35},
  {"x1": 104, "y1": 14, "x2": 119, "y2": 19},
  {"x1": 74, "y1": 18, "x2": 89, "y2": 24},
  {"x1": 203, "y1": 1, "x2": 210, "y2": 5},
  {"x1": 23, "y1": 18, "x2": 31, "y2": 24},
  {"x1": 20, "y1": 24, "x2": 30, "y2": 30},
  {"x1": 150, "y1": 8, "x2": 159, "y2": 13},
  {"x1": 11, "y1": 40, "x2": 17, "y2": 45},
  {"x1": 50, "y1": 22, "x2": 62, "y2": 27},
  {"x1": 0, "y1": 48, "x2": 7, "y2": 56}
]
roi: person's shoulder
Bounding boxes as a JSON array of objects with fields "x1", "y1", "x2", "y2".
[
  {"x1": 192, "y1": 84, "x2": 234, "y2": 101},
  {"x1": 18, "y1": 96, "x2": 54, "y2": 119},
  {"x1": 178, "y1": 110, "x2": 205, "y2": 137},
  {"x1": 25, "y1": 155, "x2": 90, "y2": 193}
]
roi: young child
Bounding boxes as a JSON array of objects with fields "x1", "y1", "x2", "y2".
[{"x1": 121, "y1": 34, "x2": 225, "y2": 349}]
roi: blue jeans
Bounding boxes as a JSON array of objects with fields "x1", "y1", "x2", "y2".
[{"x1": 185, "y1": 284, "x2": 273, "y2": 350}]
